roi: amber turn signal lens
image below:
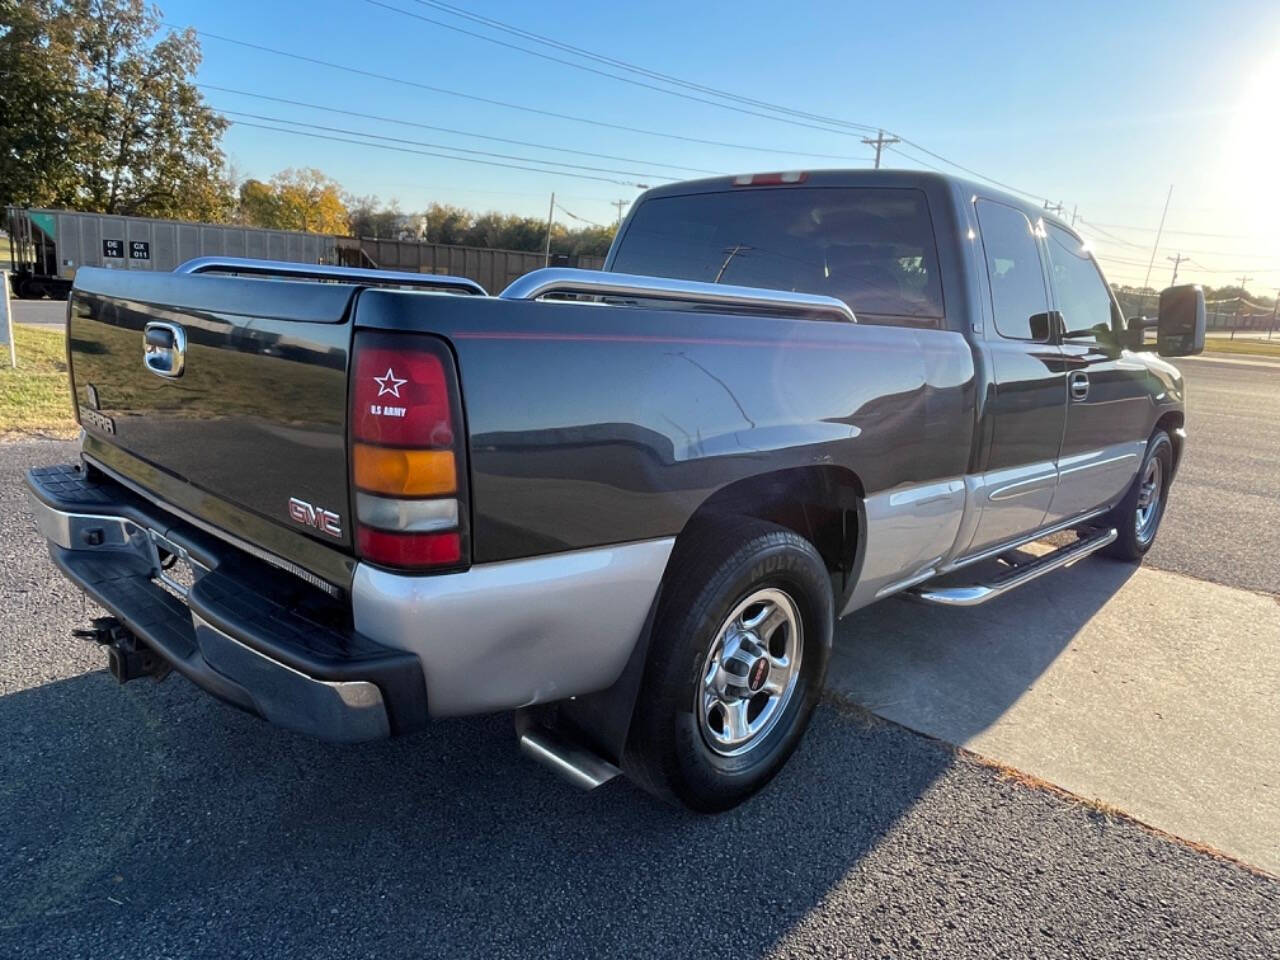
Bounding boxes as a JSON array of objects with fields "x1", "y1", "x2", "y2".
[{"x1": 353, "y1": 444, "x2": 456, "y2": 496}]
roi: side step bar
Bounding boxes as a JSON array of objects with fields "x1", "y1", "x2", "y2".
[
  {"x1": 515, "y1": 711, "x2": 621, "y2": 791},
  {"x1": 910, "y1": 526, "x2": 1118, "y2": 607}
]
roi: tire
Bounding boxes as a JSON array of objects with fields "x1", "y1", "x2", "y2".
[
  {"x1": 624, "y1": 517, "x2": 834, "y2": 812},
  {"x1": 15, "y1": 277, "x2": 45, "y2": 300},
  {"x1": 1103, "y1": 429, "x2": 1174, "y2": 562}
]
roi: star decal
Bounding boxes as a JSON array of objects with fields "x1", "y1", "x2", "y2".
[{"x1": 374, "y1": 367, "x2": 407, "y2": 399}]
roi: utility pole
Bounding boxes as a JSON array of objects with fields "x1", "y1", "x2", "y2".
[
  {"x1": 544, "y1": 191, "x2": 555, "y2": 267},
  {"x1": 1237, "y1": 274, "x2": 1253, "y2": 296},
  {"x1": 1142, "y1": 184, "x2": 1174, "y2": 290},
  {"x1": 1070, "y1": 204, "x2": 1079, "y2": 227},
  {"x1": 610, "y1": 199, "x2": 629, "y2": 228},
  {"x1": 1167, "y1": 252, "x2": 1188, "y2": 285},
  {"x1": 1270, "y1": 288, "x2": 1278, "y2": 341},
  {"x1": 861, "y1": 129, "x2": 900, "y2": 169},
  {"x1": 1043, "y1": 200, "x2": 1064, "y2": 217}
]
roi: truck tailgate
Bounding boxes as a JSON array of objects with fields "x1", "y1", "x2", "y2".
[{"x1": 67, "y1": 268, "x2": 357, "y2": 553}]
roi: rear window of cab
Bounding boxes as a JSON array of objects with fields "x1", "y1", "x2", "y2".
[{"x1": 611, "y1": 187, "x2": 944, "y2": 325}]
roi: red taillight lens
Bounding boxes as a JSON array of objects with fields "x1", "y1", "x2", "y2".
[
  {"x1": 350, "y1": 331, "x2": 468, "y2": 571},
  {"x1": 356, "y1": 528, "x2": 461, "y2": 567},
  {"x1": 352, "y1": 345, "x2": 454, "y2": 447}
]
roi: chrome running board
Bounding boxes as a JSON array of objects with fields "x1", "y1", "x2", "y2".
[
  {"x1": 909, "y1": 526, "x2": 1118, "y2": 607},
  {"x1": 515, "y1": 711, "x2": 621, "y2": 791}
]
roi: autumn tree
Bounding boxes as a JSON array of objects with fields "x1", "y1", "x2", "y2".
[
  {"x1": 0, "y1": 0, "x2": 233, "y2": 219},
  {"x1": 237, "y1": 168, "x2": 348, "y2": 234}
]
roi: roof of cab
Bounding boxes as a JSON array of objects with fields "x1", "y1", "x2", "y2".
[{"x1": 636, "y1": 168, "x2": 1070, "y2": 236}]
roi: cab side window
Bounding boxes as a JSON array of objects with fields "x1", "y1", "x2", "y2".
[
  {"x1": 975, "y1": 200, "x2": 1052, "y2": 342},
  {"x1": 1044, "y1": 223, "x2": 1120, "y2": 340}
]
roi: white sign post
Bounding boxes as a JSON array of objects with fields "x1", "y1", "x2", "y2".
[{"x1": 0, "y1": 271, "x2": 15, "y2": 368}]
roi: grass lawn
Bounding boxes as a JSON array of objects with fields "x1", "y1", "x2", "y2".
[
  {"x1": 0, "y1": 325, "x2": 77, "y2": 439},
  {"x1": 1202, "y1": 336, "x2": 1280, "y2": 359}
]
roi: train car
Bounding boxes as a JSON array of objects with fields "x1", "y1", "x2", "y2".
[{"x1": 4, "y1": 207, "x2": 337, "y2": 300}]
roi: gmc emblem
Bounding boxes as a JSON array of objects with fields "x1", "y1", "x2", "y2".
[{"x1": 288, "y1": 497, "x2": 342, "y2": 538}]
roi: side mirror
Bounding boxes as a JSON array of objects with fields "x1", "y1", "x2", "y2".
[{"x1": 1156, "y1": 284, "x2": 1205, "y2": 357}]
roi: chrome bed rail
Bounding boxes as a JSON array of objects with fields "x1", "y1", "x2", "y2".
[
  {"x1": 500, "y1": 268, "x2": 857, "y2": 323},
  {"x1": 174, "y1": 257, "x2": 487, "y2": 296}
]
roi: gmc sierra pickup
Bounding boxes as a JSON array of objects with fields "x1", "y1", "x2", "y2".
[{"x1": 27, "y1": 170, "x2": 1205, "y2": 810}]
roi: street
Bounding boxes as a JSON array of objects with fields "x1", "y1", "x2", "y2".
[{"x1": 1, "y1": 360, "x2": 1278, "y2": 958}]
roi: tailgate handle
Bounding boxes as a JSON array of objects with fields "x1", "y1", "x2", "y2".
[{"x1": 143, "y1": 321, "x2": 186, "y2": 378}]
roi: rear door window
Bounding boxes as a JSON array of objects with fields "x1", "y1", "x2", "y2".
[
  {"x1": 1044, "y1": 222, "x2": 1121, "y2": 340},
  {"x1": 975, "y1": 199, "x2": 1052, "y2": 342},
  {"x1": 611, "y1": 187, "x2": 944, "y2": 324}
]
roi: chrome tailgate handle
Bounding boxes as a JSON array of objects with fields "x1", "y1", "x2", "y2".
[{"x1": 143, "y1": 321, "x2": 186, "y2": 378}]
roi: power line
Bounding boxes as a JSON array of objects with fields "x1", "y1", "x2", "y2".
[
  {"x1": 202, "y1": 84, "x2": 720, "y2": 175},
  {"x1": 224, "y1": 119, "x2": 652, "y2": 186},
  {"x1": 404, "y1": 0, "x2": 887, "y2": 134},
  {"x1": 364, "y1": 0, "x2": 881, "y2": 140},
  {"x1": 409, "y1": 0, "x2": 1049, "y2": 200},
  {"x1": 1080, "y1": 220, "x2": 1265, "y2": 241},
  {"x1": 554, "y1": 202, "x2": 607, "y2": 229},
  {"x1": 1083, "y1": 232, "x2": 1280, "y2": 262},
  {"x1": 892, "y1": 137, "x2": 1050, "y2": 202},
  {"x1": 219, "y1": 109, "x2": 677, "y2": 181},
  {"x1": 187, "y1": 28, "x2": 877, "y2": 162},
  {"x1": 1075, "y1": 217, "x2": 1148, "y2": 249},
  {"x1": 885, "y1": 143, "x2": 1048, "y2": 202},
  {"x1": 189, "y1": 19, "x2": 1059, "y2": 206}
]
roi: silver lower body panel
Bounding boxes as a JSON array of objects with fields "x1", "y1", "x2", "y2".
[{"x1": 352, "y1": 538, "x2": 675, "y2": 717}]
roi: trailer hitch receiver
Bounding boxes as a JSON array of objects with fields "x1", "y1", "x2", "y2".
[{"x1": 74, "y1": 616, "x2": 171, "y2": 683}]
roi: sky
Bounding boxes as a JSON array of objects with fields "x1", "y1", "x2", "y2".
[{"x1": 162, "y1": 0, "x2": 1280, "y2": 294}]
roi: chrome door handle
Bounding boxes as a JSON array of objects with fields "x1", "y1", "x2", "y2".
[{"x1": 1068, "y1": 371, "x2": 1089, "y2": 401}]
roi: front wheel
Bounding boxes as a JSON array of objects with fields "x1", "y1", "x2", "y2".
[
  {"x1": 1103, "y1": 429, "x2": 1174, "y2": 562},
  {"x1": 624, "y1": 518, "x2": 833, "y2": 812}
]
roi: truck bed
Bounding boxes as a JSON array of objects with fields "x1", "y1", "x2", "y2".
[{"x1": 66, "y1": 263, "x2": 977, "y2": 595}]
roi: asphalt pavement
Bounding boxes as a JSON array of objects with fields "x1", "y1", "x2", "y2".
[
  {"x1": 8, "y1": 299, "x2": 65, "y2": 326},
  {"x1": 2, "y1": 360, "x2": 1278, "y2": 957},
  {"x1": 1145, "y1": 355, "x2": 1280, "y2": 594}
]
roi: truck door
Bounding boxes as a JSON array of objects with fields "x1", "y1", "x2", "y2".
[
  {"x1": 964, "y1": 199, "x2": 1066, "y2": 555},
  {"x1": 1042, "y1": 222, "x2": 1152, "y2": 521}
]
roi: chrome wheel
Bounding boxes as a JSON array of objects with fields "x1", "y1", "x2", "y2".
[
  {"x1": 696, "y1": 587, "x2": 803, "y2": 757},
  {"x1": 1135, "y1": 456, "x2": 1163, "y2": 543}
]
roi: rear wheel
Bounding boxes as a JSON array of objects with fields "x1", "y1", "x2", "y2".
[
  {"x1": 624, "y1": 518, "x2": 833, "y2": 812},
  {"x1": 1103, "y1": 429, "x2": 1173, "y2": 561}
]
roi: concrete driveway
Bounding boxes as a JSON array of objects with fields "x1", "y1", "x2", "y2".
[{"x1": 828, "y1": 355, "x2": 1280, "y2": 873}]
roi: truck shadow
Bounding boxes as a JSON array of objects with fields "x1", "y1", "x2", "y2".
[
  {"x1": 831, "y1": 553, "x2": 1141, "y2": 747},
  {"x1": 0, "y1": 665, "x2": 955, "y2": 957}
]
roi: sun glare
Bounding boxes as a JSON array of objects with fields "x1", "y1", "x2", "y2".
[{"x1": 1218, "y1": 50, "x2": 1280, "y2": 258}]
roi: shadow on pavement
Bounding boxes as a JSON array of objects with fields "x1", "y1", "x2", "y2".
[
  {"x1": 831, "y1": 555, "x2": 1140, "y2": 745},
  {"x1": 0, "y1": 667, "x2": 954, "y2": 956}
]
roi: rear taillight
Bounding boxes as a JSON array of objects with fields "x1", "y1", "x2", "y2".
[{"x1": 350, "y1": 331, "x2": 468, "y2": 571}]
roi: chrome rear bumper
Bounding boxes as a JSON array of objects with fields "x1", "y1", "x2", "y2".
[{"x1": 26, "y1": 464, "x2": 425, "y2": 742}]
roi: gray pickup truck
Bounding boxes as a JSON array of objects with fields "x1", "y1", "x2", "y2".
[{"x1": 26, "y1": 170, "x2": 1204, "y2": 810}]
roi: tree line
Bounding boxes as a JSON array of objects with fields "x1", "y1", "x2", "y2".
[
  {"x1": 0, "y1": 0, "x2": 617, "y2": 256},
  {"x1": 240, "y1": 169, "x2": 617, "y2": 257}
]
